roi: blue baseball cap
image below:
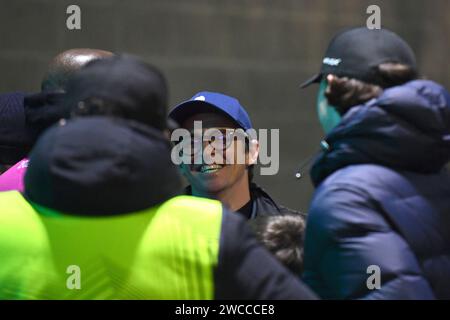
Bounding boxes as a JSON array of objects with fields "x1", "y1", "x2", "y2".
[{"x1": 169, "y1": 91, "x2": 253, "y2": 130}]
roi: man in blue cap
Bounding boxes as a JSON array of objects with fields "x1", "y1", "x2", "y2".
[{"x1": 169, "y1": 91, "x2": 302, "y2": 219}]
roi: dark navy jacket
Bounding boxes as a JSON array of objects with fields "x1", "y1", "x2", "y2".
[
  {"x1": 0, "y1": 92, "x2": 31, "y2": 165},
  {"x1": 303, "y1": 80, "x2": 450, "y2": 299}
]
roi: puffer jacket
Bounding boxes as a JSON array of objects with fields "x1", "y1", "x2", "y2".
[{"x1": 303, "y1": 80, "x2": 450, "y2": 299}]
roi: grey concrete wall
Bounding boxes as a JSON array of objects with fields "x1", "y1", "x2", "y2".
[{"x1": 1, "y1": 0, "x2": 449, "y2": 212}]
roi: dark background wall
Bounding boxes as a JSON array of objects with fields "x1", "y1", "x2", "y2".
[{"x1": 1, "y1": 0, "x2": 449, "y2": 212}]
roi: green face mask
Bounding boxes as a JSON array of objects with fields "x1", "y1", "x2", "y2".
[{"x1": 317, "y1": 79, "x2": 342, "y2": 134}]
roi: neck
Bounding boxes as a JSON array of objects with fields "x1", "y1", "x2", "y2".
[{"x1": 192, "y1": 175, "x2": 251, "y2": 212}]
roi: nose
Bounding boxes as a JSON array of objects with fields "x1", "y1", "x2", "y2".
[{"x1": 202, "y1": 143, "x2": 217, "y2": 164}]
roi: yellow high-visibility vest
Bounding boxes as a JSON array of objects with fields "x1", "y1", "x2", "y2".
[{"x1": 0, "y1": 191, "x2": 223, "y2": 299}]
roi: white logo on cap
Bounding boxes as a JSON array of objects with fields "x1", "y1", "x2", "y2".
[
  {"x1": 194, "y1": 96, "x2": 206, "y2": 101},
  {"x1": 323, "y1": 57, "x2": 342, "y2": 66}
]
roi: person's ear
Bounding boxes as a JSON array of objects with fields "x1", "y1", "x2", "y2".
[
  {"x1": 247, "y1": 139, "x2": 259, "y2": 166},
  {"x1": 326, "y1": 74, "x2": 338, "y2": 90}
]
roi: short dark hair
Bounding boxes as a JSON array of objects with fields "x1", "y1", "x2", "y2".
[
  {"x1": 244, "y1": 138, "x2": 255, "y2": 182},
  {"x1": 249, "y1": 214, "x2": 306, "y2": 274},
  {"x1": 326, "y1": 62, "x2": 418, "y2": 115}
]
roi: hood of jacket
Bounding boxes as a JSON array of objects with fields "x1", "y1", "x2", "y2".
[{"x1": 311, "y1": 80, "x2": 450, "y2": 186}]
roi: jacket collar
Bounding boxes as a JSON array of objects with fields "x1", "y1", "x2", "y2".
[{"x1": 184, "y1": 183, "x2": 297, "y2": 218}]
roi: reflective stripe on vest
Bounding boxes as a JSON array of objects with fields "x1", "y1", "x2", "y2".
[{"x1": 0, "y1": 192, "x2": 223, "y2": 299}]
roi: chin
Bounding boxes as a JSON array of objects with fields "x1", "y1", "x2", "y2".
[
  {"x1": 196, "y1": 178, "x2": 229, "y2": 194},
  {"x1": 190, "y1": 174, "x2": 229, "y2": 195},
  {"x1": 204, "y1": 182, "x2": 229, "y2": 194}
]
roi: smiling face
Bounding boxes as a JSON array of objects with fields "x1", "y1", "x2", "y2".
[{"x1": 180, "y1": 112, "x2": 254, "y2": 195}]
